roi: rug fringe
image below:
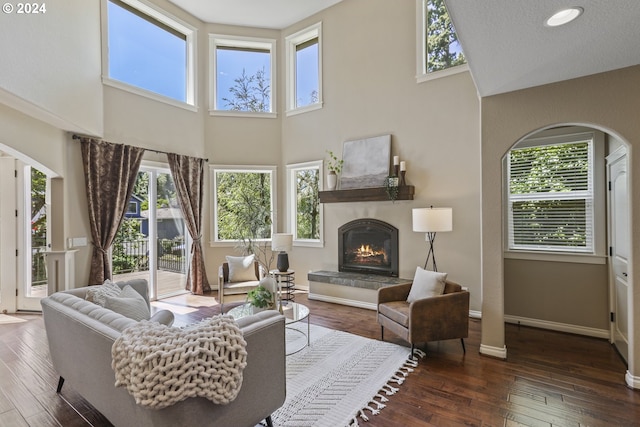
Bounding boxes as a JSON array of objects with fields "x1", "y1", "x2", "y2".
[
  {"x1": 413, "y1": 348, "x2": 427, "y2": 358},
  {"x1": 352, "y1": 351, "x2": 423, "y2": 425}
]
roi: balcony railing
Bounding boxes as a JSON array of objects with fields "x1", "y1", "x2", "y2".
[
  {"x1": 32, "y1": 246, "x2": 48, "y2": 287},
  {"x1": 112, "y1": 238, "x2": 186, "y2": 274}
]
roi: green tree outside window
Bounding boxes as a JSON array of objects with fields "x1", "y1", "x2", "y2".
[{"x1": 425, "y1": 0, "x2": 466, "y2": 73}]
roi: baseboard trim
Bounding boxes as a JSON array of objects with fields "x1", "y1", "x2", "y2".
[
  {"x1": 480, "y1": 344, "x2": 507, "y2": 359},
  {"x1": 307, "y1": 292, "x2": 377, "y2": 311},
  {"x1": 469, "y1": 310, "x2": 482, "y2": 319},
  {"x1": 625, "y1": 371, "x2": 640, "y2": 390},
  {"x1": 504, "y1": 315, "x2": 609, "y2": 339}
]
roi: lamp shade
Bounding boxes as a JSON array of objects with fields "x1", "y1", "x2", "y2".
[
  {"x1": 412, "y1": 207, "x2": 453, "y2": 233},
  {"x1": 271, "y1": 233, "x2": 293, "y2": 252}
]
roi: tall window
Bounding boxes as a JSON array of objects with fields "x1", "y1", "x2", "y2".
[
  {"x1": 287, "y1": 161, "x2": 323, "y2": 247},
  {"x1": 286, "y1": 23, "x2": 322, "y2": 115},
  {"x1": 416, "y1": 0, "x2": 467, "y2": 82},
  {"x1": 507, "y1": 135, "x2": 595, "y2": 253},
  {"x1": 105, "y1": 0, "x2": 196, "y2": 107},
  {"x1": 210, "y1": 35, "x2": 276, "y2": 116},
  {"x1": 212, "y1": 166, "x2": 276, "y2": 243}
]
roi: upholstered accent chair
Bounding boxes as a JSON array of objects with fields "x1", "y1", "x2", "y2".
[
  {"x1": 218, "y1": 260, "x2": 266, "y2": 313},
  {"x1": 377, "y1": 280, "x2": 470, "y2": 358}
]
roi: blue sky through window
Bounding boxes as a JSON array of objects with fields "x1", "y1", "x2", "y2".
[
  {"x1": 296, "y1": 42, "x2": 319, "y2": 107},
  {"x1": 108, "y1": 1, "x2": 319, "y2": 112},
  {"x1": 216, "y1": 48, "x2": 271, "y2": 111},
  {"x1": 107, "y1": 0, "x2": 186, "y2": 102}
]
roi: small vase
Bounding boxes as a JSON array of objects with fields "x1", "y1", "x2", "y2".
[{"x1": 327, "y1": 171, "x2": 338, "y2": 190}]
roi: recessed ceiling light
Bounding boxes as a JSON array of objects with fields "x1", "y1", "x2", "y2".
[{"x1": 545, "y1": 7, "x2": 583, "y2": 27}]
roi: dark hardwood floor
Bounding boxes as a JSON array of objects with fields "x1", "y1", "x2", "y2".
[{"x1": 1, "y1": 291, "x2": 639, "y2": 426}]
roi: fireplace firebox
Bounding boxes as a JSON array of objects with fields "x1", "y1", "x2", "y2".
[{"x1": 338, "y1": 218, "x2": 399, "y2": 277}]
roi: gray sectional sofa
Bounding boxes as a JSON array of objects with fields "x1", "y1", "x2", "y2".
[{"x1": 40, "y1": 279, "x2": 286, "y2": 427}]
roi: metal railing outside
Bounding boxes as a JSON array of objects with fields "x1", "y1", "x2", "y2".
[{"x1": 112, "y1": 238, "x2": 186, "y2": 274}]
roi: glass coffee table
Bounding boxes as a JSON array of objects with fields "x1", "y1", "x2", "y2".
[{"x1": 228, "y1": 302, "x2": 310, "y2": 355}]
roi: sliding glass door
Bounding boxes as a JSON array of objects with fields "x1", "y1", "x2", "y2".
[{"x1": 112, "y1": 165, "x2": 189, "y2": 299}]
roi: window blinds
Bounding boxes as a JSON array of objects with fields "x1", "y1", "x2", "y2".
[{"x1": 508, "y1": 140, "x2": 593, "y2": 252}]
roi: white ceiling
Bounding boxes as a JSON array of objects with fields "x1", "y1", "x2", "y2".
[
  {"x1": 168, "y1": 0, "x2": 640, "y2": 97},
  {"x1": 167, "y1": 0, "x2": 344, "y2": 29},
  {"x1": 445, "y1": 0, "x2": 640, "y2": 96}
]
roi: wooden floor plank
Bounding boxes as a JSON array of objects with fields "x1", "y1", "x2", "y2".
[{"x1": 0, "y1": 290, "x2": 638, "y2": 427}]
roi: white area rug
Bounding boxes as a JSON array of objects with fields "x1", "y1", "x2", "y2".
[
  {"x1": 0, "y1": 314, "x2": 27, "y2": 324},
  {"x1": 269, "y1": 324, "x2": 421, "y2": 427}
]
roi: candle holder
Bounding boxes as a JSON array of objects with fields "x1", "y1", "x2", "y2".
[
  {"x1": 394, "y1": 164, "x2": 399, "y2": 177},
  {"x1": 400, "y1": 170, "x2": 406, "y2": 186}
]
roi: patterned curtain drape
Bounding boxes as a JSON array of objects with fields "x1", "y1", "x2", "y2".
[
  {"x1": 80, "y1": 138, "x2": 144, "y2": 285},
  {"x1": 167, "y1": 153, "x2": 211, "y2": 295}
]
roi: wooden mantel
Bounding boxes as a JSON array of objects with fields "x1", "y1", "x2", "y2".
[{"x1": 319, "y1": 185, "x2": 414, "y2": 203}]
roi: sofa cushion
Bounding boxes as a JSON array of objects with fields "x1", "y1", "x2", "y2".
[
  {"x1": 104, "y1": 285, "x2": 151, "y2": 321},
  {"x1": 226, "y1": 254, "x2": 256, "y2": 282},
  {"x1": 86, "y1": 279, "x2": 122, "y2": 306},
  {"x1": 406, "y1": 266, "x2": 447, "y2": 303},
  {"x1": 378, "y1": 301, "x2": 410, "y2": 327}
]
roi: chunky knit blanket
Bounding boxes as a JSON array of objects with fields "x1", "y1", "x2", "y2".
[{"x1": 111, "y1": 315, "x2": 247, "y2": 409}]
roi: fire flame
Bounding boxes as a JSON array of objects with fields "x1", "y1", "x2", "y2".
[{"x1": 356, "y1": 244, "x2": 383, "y2": 258}]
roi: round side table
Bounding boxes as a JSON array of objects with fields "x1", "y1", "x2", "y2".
[{"x1": 270, "y1": 269, "x2": 295, "y2": 302}]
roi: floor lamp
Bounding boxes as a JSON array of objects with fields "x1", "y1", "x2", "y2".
[{"x1": 412, "y1": 207, "x2": 453, "y2": 271}]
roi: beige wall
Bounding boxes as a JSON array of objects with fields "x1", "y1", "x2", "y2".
[
  {"x1": 278, "y1": 0, "x2": 482, "y2": 311},
  {"x1": 505, "y1": 259, "x2": 609, "y2": 330},
  {"x1": 481, "y1": 65, "x2": 640, "y2": 383},
  {"x1": 0, "y1": 0, "x2": 102, "y2": 135}
]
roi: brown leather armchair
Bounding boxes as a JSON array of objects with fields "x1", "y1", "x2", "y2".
[
  {"x1": 218, "y1": 261, "x2": 265, "y2": 313},
  {"x1": 377, "y1": 280, "x2": 470, "y2": 358}
]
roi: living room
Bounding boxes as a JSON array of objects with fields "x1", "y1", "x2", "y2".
[{"x1": 1, "y1": 0, "x2": 640, "y2": 423}]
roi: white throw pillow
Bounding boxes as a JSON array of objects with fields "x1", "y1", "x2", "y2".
[
  {"x1": 406, "y1": 266, "x2": 447, "y2": 303},
  {"x1": 104, "y1": 285, "x2": 151, "y2": 321},
  {"x1": 85, "y1": 279, "x2": 122, "y2": 307},
  {"x1": 226, "y1": 254, "x2": 257, "y2": 282}
]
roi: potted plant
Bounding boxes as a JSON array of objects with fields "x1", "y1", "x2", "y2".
[
  {"x1": 326, "y1": 150, "x2": 344, "y2": 190},
  {"x1": 246, "y1": 285, "x2": 274, "y2": 312}
]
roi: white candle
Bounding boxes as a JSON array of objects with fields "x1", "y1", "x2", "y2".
[
  {"x1": 400, "y1": 161, "x2": 406, "y2": 171},
  {"x1": 393, "y1": 156, "x2": 399, "y2": 165}
]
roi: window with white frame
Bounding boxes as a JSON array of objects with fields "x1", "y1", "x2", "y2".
[
  {"x1": 209, "y1": 35, "x2": 276, "y2": 116},
  {"x1": 285, "y1": 23, "x2": 322, "y2": 115},
  {"x1": 416, "y1": 0, "x2": 467, "y2": 82},
  {"x1": 211, "y1": 166, "x2": 276, "y2": 244},
  {"x1": 507, "y1": 134, "x2": 596, "y2": 253},
  {"x1": 104, "y1": 0, "x2": 196, "y2": 107},
  {"x1": 287, "y1": 161, "x2": 323, "y2": 247}
]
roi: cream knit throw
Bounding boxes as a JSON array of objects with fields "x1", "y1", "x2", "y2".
[{"x1": 112, "y1": 315, "x2": 247, "y2": 409}]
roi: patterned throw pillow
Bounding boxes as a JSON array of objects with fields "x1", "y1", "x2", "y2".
[
  {"x1": 85, "y1": 280, "x2": 122, "y2": 307},
  {"x1": 226, "y1": 254, "x2": 257, "y2": 282},
  {"x1": 104, "y1": 285, "x2": 151, "y2": 321}
]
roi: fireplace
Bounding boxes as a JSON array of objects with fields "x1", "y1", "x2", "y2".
[{"x1": 338, "y1": 219, "x2": 399, "y2": 277}]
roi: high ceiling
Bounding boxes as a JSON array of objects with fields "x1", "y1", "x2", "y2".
[
  {"x1": 167, "y1": 0, "x2": 343, "y2": 29},
  {"x1": 445, "y1": 0, "x2": 640, "y2": 96},
  {"x1": 168, "y1": 0, "x2": 640, "y2": 97}
]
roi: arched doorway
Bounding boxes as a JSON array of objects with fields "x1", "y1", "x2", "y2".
[{"x1": 502, "y1": 124, "x2": 630, "y2": 363}]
